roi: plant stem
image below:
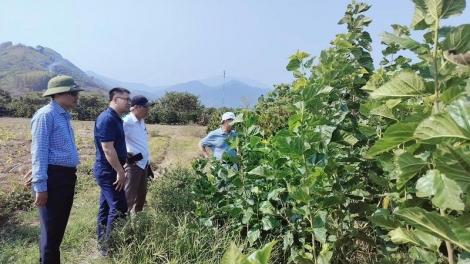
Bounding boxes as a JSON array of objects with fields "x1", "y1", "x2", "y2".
[{"x1": 432, "y1": 20, "x2": 440, "y2": 113}]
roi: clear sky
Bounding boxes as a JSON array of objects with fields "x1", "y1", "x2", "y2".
[{"x1": 1, "y1": 1, "x2": 468, "y2": 87}]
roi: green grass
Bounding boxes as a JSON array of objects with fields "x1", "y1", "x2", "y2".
[{"x1": 0, "y1": 120, "x2": 242, "y2": 264}]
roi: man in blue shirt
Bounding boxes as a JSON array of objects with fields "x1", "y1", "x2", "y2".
[
  {"x1": 93, "y1": 87, "x2": 131, "y2": 256},
  {"x1": 198, "y1": 112, "x2": 237, "y2": 163},
  {"x1": 29, "y1": 75, "x2": 84, "y2": 264}
]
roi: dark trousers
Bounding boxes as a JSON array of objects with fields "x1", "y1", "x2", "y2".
[
  {"x1": 93, "y1": 161, "x2": 127, "y2": 246},
  {"x1": 38, "y1": 165, "x2": 77, "y2": 264}
]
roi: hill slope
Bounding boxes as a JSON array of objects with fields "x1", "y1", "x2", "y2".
[{"x1": 0, "y1": 41, "x2": 109, "y2": 95}]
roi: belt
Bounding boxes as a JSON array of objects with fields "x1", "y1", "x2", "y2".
[{"x1": 48, "y1": 164, "x2": 77, "y2": 173}]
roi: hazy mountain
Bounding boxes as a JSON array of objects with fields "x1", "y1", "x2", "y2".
[
  {"x1": 0, "y1": 41, "x2": 270, "y2": 108},
  {"x1": 150, "y1": 79, "x2": 269, "y2": 108},
  {"x1": 199, "y1": 75, "x2": 272, "y2": 89},
  {"x1": 0, "y1": 41, "x2": 109, "y2": 95},
  {"x1": 85, "y1": 70, "x2": 167, "y2": 99}
]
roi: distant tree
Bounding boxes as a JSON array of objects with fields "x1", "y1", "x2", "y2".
[
  {"x1": 240, "y1": 95, "x2": 253, "y2": 109},
  {"x1": 157, "y1": 91, "x2": 204, "y2": 124},
  {"x1": 7, "y1": 92, "x2": 49, "y2": 118},
  {"x1": 0, "y1": 89, "x2": 12, "y2": 117},
  {"x1": 70, "y1": 93, "x2": 107, "y2": 120},
  {"x1": 254, "y1": 83, "x2": 294, "y2": 136},
  {"x1": 205, "y1": 107, "x2": 237, "y2": 132}
]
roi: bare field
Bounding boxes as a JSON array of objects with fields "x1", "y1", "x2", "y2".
[{"x1": 0, "y1": 117, "x2": 207, "y2": 193}]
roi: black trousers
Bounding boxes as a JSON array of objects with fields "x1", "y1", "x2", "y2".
[{"x1": 38, "y1": 165, "x2": 77, "y2": 264}]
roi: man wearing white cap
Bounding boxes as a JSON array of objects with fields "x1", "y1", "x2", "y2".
[{"x1": 198, "y1": 112, "x2": 237, "y2": 163}]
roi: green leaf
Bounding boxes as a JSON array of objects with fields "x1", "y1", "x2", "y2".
[
  {"x1": 221, "y1": 243, "x2": 249, "y2": 264},
  {"x1": 396, "y1": 207, "x2": 470, "y2": 252},
  {"x1": 286, "y1": 58, "x2": 302, "y2": 71},
  {"x1": 416, "y1": 170, "x2": 464, "y2": 210},
  {"x1": 259, "y1": 201, "x2": 276, "y2": 216},
  {"x1": 409, "y1": 246, "x2": 438, "y2": 263},
  {"x1": 412, "y1": 0, "x2": 466, "y2": 29},
  {"x1": 370, "y1": 104, "x2": 398, "y2": 120},
  {"x1": 446, "y1": 98, "x2": 470, "y2": 131},
  {"x1": 247, "y1": 241, "x2": 277, "y2": 264},
  {"x1": 370, "y1": 71, "x2": 426, "y2": 100},
  {"x1": 368, "y1": 215, "x2": 402, "y2": 230},
  {"x1": 288, "y1": 114, "x2": 302, "y2": 132},
  {"x1": 431, "y1": 171, "x2": 464, "y2": 210},
  {"x1": 380, "y1": 32, "x2": 428, "y2": 55},
  {"x1": 287, "y1": 184, "x2": 312, "y2": 203},
  {"x1": 389, "y1": 227, "x2": 421, "y2": 245},
  {"x1": 442, "y1": 24, "x2": 470, "y2": 54},
  {"x1": 440, "y1": 85, "x2": 466, "y2": 105},
  {"x1": 261, "y1": 216, "x2": 280, "y2": 231},
  {"x1": 248, "y1": 228, "x2": 261, "y2": 245},
  {"x1": 396, "y1": 152, "x2": 429, "y2": 189},
  {"x1": 416, "y1": 170, "x2": 436, "y2": 197},
  {"x1": 435, "y1": 144, "x2": 470, "y2": 191},
  {"x1": 313, "y1": 227, "x2": 328, "y2": 243},
  {"x1": 368, "y1": 122, "x2": 418, "y2": 156},
  {"x1": 248, "y1": 166, "x2": 265, "y2": 177},
  {"x1": 273, "y1": 132, "x2": 305, "y2": 158},
  {"x1": 414, "y1": 113, "x2": 470, "y2": 143}
]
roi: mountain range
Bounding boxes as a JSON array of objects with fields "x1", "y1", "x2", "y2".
[{"x1": 0, "y1": 41, "x2": 273, "y2": 108}]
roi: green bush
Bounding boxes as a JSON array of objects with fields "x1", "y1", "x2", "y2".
[
  {"x1": 0, "y1": 185, "x2": 34, "y2": 225},
  {"x1": 146, "y1": 167, "x2": 196, "y2": 217}
]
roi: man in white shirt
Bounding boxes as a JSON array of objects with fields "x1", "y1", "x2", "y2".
[{"x1": 123, "y1": 95, "x2": 154, "y2": 213}]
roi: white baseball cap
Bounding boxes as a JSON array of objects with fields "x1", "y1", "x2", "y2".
[{"x1": 221, "y1": 112, "x2": 236, "y2": 124}]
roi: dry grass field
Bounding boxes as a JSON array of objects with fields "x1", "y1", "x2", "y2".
[
  {"x1": 0, "y1": 117, "x2": 207, "y2": 193},
  {"x1": 0, "y1": 117, "x2": 210, "y2": 263}
]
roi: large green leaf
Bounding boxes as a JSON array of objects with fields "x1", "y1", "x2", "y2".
[
  {"x1": 442, "y1": 24, "x2": 470, "y2": 54},
  {"x1": 221, "y1": 243, "x2": 249, "y2": 264},
  {"x1": 389, "y1": 227, "x2": 422, "y2": 246},
  {"x1": 446, "y1": 98, "x2": 470, "y2": 131},
  {"x1": 440, "y1": 85, "x2": 466, "y2": 105},
  {"x1": 396, "y1": 152, "x2": 429, "y2": 189},
  {"x1": 273, "y1": 131, "x2": 305, "y2": 158},
  {"x1": 368, "y1": 215, "x2": 402, "y2": 230},
  {"x1": 431, "y1": 171, "x2": 464, "y2": 210},
  {"x1": 396, "y1": 208, "x2": 470, "y2": 252},
  {"x1": 414, "y1": 113, "x2": 470, "y2": 143},
  {"x1": 435, "y1": 144, "x2": 470, "y2": 191},
  {"x1": 370, "y1": 104, "x2": 398, "y2": 120},
  {"x1": 416, "y1": 170, "x2": 464, "y2": 210},
  {"x1": 370, "y1": 71, "x2": 426, "y2": 99},
  {"x1": 368, "y1": 122, "x2": 418, "y2": 156},
  {"x1": 412, "y1": 0, "x2": 466, "y2": 29},
  {"x1": 409, "y1": 246, "x2": 438, "y2": 263},
  {"x1": 247, "y1": 241, "x2": 277, "y2": 264},
  {"x1": 380, "y1": 32, "x2": 428, "y2": 55}
]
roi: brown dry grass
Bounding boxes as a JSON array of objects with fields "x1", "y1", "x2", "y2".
[{"x1": 0, "y1": 117, "x2": 207, "y2": 193}]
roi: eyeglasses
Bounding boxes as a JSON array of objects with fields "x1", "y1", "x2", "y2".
[
  {"x1": 69, "y1": 91, "x2": 79, "y2": 97},
  {"x1": 116, "y1": 97, "x2": 131, "y2": 102}
]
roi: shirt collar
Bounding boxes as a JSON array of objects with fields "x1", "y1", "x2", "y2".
[
  {"x1": 128, "y1": 112, "x2": 139, "y2": 123},
  {"x1": 50, "y1": 100, "x2": 70, "y2": 117}
]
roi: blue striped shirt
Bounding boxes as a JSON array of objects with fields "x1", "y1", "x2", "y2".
[
  {"x1": 31, "y1": 100, "x2": 79, "y2": 192},
  {"x1": 199, "y1": 128, "x2": 237, "y2": 160}
]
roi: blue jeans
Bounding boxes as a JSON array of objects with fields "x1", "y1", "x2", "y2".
[
  {"x1": 38, "y1": 165, "x2": 77, "y2": 264},
  {"x1": 93, "y1": 161, "x2": 127, "y2": 247}
]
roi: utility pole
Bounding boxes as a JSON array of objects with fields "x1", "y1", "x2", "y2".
[{"x1": 223, "y1": 70, "x2": 225, "y2": 107}]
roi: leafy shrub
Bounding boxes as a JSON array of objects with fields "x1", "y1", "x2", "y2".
[
  {"x1": 146, "y1": 167, "x2": 196, "y2": 217},
  {"x1": 7, "y1": 92, "x2": 49, "y2": 118},
  {"x1": 0, "y1": 184, "x2": 34, "y2": 225},
  {"x1": 70, "y1": 93, "x2": 107, "y2": 121}
]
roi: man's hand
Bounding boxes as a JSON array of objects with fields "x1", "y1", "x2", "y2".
[
  {"x1": 35, "y1": 191, "x2": 48, "y2": 207},
  {"x1": 23, "y1": 169, "x2": 32, "y2": 187},
  {"x1": 113, "y1": 170, "x2": 126, "y2": 191}
]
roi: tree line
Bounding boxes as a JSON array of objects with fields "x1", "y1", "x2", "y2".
[{"x1": 0, "y1": 88, "x2": 284, "y2": 128}]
